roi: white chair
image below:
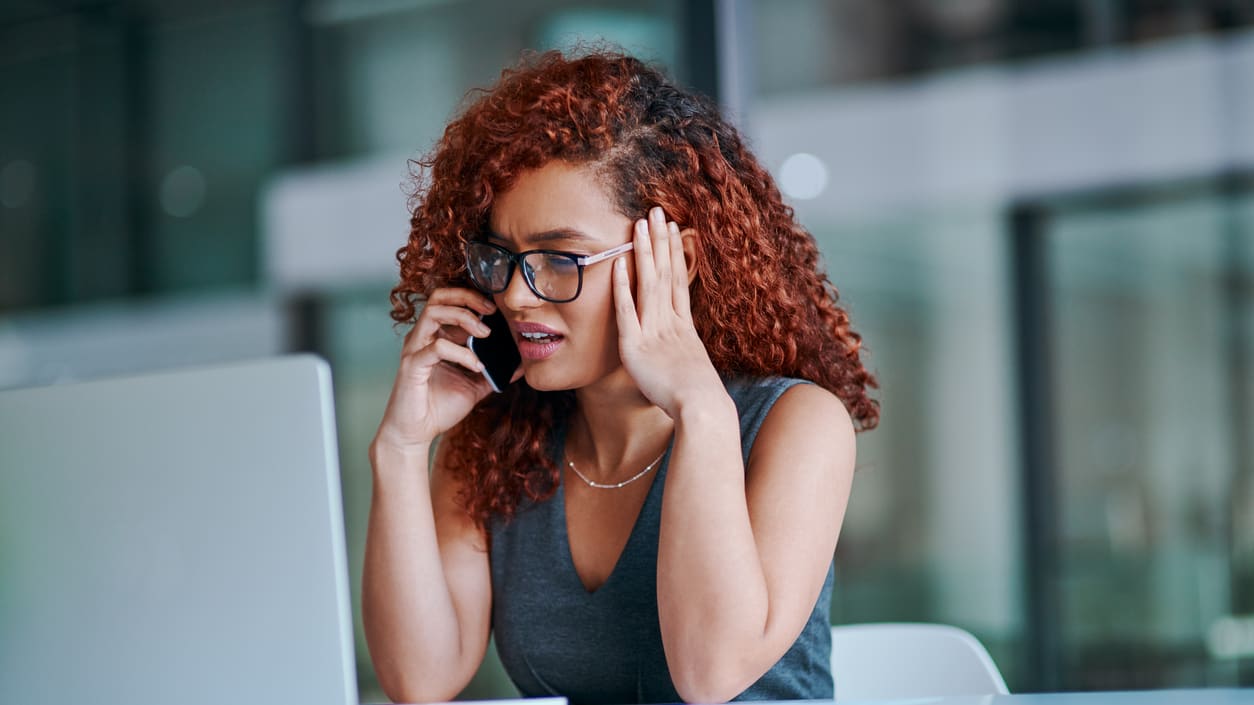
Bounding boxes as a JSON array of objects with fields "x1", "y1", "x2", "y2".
[{"x1": 830, "y1": 622, "x2": 1010, "y2": 701}]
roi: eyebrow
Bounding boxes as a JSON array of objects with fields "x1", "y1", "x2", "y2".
[{"x1": 487, "y1": 227, "x2": 596, "y2": 248}]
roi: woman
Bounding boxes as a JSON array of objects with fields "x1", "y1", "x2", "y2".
[{"x1": 364, "y1": 50, "x2": 878, "y2": 704}]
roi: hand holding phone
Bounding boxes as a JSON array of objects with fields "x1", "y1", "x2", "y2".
[{"x1": 467, "y1": 309, "x2": 521, "y2": 392}]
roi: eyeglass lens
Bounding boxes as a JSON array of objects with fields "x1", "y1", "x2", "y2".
[{"x1": 467, "y1": 243, "x2": 581, "y2": 302}]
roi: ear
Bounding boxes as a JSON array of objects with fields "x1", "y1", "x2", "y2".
[{"x1": 679, "y1": 227, "x2": 699, "y2": 285}]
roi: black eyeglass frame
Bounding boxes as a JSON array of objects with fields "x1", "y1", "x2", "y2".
[{"x1": 464, "y1": 240, "x2": 634, "y2": 303}]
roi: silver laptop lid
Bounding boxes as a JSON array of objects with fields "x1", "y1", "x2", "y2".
[{"x1": 0, "y1": 354, "x2": 357, "y2": 705}]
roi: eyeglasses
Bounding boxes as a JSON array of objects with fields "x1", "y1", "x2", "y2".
[{"x1": 464, "y1": 240, "x2": 634, "y2": 303}]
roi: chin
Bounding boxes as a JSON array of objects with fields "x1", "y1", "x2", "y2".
[
  {"x1": 520, "y1": 365, "x2": 579, "y2": 392},
  {"x1": 521, "y1": 359, "x2": 618, "y2": 393}
]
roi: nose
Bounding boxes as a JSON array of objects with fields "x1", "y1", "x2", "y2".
[{"x1": 499, "y1": 261, "x2": 542, "y2": 311}]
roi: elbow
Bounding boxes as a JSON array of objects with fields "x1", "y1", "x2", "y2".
[
  {"x1": 672, "y1": 675, "x2": 747, "y2": 704},
  {"x1": 377, "y1": 670, "x2": 464, "y2": 704},
  {"x1": 669, "y1": 654, "x2": 757, "y2": 704},
  {"x1": 369, "y1": 642, "x2": 470, "y2": 705},
  {"x1": 674, "y1": 683, "x2": 735, "y2": 704}
]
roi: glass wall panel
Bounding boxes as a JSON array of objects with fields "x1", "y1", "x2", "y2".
[
  {"x1": 0, "y1": 12, "x2": 124, "y2": 310},
  {"x1": 1234, "y1": 192, "x2": 1254, "y2": 643},
  {"x1": 1046, "y1": 186, "x2": 1254, "y2": 689},
  {"x1": 310, "y1": 0, "x2": 680, "y2": 159},
  {"x1": 748, "y1": 0, "x2": 1254, "y2": 97},
  {"x1": 803, "y1": 206, "x2": 1025, "y2": 686},
  {"x1": 146, "y1": 3, "x2": 286, "y2": 292},
  {"x1": 1, "y1": 2, "x2": 289, "y2": 308}
]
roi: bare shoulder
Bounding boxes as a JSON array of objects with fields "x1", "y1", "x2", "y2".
[
  {"x1": 768, "y1": 381, "x2": 854, "y2": 429},
  {"x1": 748, "y1": 382, "x2": 856, "y2": 478}
]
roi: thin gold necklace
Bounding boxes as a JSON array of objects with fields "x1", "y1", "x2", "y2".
[{"x1": 566, "y1": 449, "x2": 667, "y2": 490}]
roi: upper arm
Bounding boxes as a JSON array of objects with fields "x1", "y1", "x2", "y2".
[
  {"x1": 744, "y1": 383, "x2": 856, "y2": 638},
  {"x1": 429, "y1": 441, "x2": 494, "y2": 667}
]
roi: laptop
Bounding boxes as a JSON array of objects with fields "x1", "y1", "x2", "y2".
[{"x1": 0, "y1": 354, "x2": 357, "y2": 705}]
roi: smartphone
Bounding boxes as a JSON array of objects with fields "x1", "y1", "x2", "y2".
[{"x1": 467, "y1": 309, "x2": 521, "y2": 393}]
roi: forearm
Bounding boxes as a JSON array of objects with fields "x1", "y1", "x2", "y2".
[
  {"x1": 656, "y1": 391, "x2": 774, "y2": 701},
  {"x1": 362, "y1": 441, "x2": 477, "y2": 701}
]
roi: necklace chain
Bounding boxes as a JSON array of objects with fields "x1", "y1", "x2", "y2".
[{"x1": 567, "y1": 448, "x2": 667, "y2": 490}]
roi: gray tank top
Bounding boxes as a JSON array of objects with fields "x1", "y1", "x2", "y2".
[{"x1": 490, "y1": 377, "x2": 835, "y2": 704}]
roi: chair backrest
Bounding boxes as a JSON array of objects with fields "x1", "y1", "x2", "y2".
[{"x1": 830, "y1": 622, "x2": 1009, "y2": 701}]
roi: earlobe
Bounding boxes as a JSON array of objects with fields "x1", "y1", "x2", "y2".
[{"x1": 679, "y1": 228, "x2": 699, "y2": 284}]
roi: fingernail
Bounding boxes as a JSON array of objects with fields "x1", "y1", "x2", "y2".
[
  {"x1": 615, "y1": 258, "x2": 626, "y2": 271},
  {"x1": 669, "y1": 222, "x2": 680, "y2": 235},
  {"x1": 478, "y1": 324, "x2": 491, "y2": 335},
  {"x1": 636, "y1": 219, "x2": 648, "y2": 236},
  {"x1": 651, "y1": 206, "x2": 664, "y2": 221}
]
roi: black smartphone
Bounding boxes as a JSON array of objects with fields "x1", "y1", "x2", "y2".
[{"x1": 467, "y1": 309, "x2": 521, "y2": 392}]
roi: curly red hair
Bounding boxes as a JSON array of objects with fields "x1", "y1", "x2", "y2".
[{"x1": 391, "y1": 50, "x2": 878, "y2": 530}]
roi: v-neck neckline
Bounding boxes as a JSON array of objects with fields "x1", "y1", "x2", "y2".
[{"x1": 555, "y1": 434, "x2": 673, "y2": 596}]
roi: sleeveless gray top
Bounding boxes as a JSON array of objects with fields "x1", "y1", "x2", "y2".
[{"x1": 490, "y1": 377, "x2": 835, "y2": 704}]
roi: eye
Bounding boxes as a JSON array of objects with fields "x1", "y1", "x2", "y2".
[{"x1": 545, "y1": 255, "x2": 580, "y2": 274}]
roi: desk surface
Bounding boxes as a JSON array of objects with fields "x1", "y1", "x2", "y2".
[
  {"x1": 838, "y1": 689, "x2": 1254, "y2": 705},
  {"x1": 430, "y1": 689, "x2": 1254, "y2": 705}
]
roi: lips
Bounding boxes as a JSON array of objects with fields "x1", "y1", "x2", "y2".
[{"x1": 514, "y1": 322, "x2": 565, "y2": 361}]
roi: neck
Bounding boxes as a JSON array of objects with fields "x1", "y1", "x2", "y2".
[{"x1": 568, "y1": 367, "x2": 674, "y2": 481}]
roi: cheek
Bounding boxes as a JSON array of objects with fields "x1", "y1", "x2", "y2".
[{"x1": 571, "y1": 277, "x2": 622, "y2": 358}]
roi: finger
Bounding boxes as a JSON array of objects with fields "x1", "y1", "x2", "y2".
[
  {"x1": 411, "y1": 337, "x2": 485, "y2": 376},
  {"x1": 436, "y1": 323, "x2": 472, "y2": 346},
  {"x1": 410, "y1": 305, "x2": 491, "y2": 351},
  {"x1": 650, "y1": 208, "x2": 672, "y2": 317},
  {"x1": 669, "y1": 222, "x2": 691, "y2": 318},
  {"x1": 422, "y1": 304, "x2": 492, "y2": 336},
  {"x1": 426, "y1": 287, "x2": 496, "y2": 315},
  {"x1": 408, "y1": 288, "x2": 494, "y2": 348},
  {"x1": 612, "y1": 256, "x2": 642, "y2": 345},
  {"x1": 632, "y1": 217, "x2": 655, "y2": 318}
]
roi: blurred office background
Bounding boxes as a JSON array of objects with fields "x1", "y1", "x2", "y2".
[{"x1": 3, "y1": 0, "x2": 1254, "y2": 699}]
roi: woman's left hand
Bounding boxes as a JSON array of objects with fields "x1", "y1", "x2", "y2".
[{"x1": 613, "y1": 206, "x2": 726, "y2": 418}]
